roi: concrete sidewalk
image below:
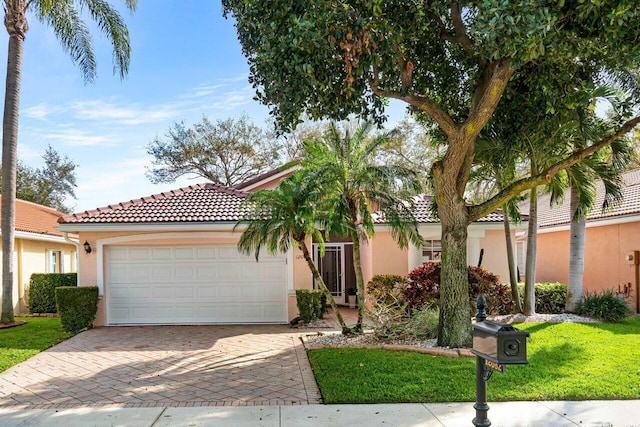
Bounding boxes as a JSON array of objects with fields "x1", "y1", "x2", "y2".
[{"x1": 0, "y1": 400, "x2": 638, "y2": 426}]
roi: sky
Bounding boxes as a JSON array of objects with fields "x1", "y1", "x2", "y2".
[{"x1": 0, "y1": 1, "x2": 408, "y2": 213}]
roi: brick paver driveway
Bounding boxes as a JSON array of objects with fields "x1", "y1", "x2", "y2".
[{"x1": 0, "y1": 325, "x2": 321, "y2": 408}]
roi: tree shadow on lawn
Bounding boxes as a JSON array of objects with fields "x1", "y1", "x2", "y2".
[{"x1": 490, "y1": 340, "x2": 586, "y2": 400}]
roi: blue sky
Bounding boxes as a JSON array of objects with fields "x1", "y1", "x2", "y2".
[{"x1": 0, "y1": 1, "x2": 407, "y2": 213}]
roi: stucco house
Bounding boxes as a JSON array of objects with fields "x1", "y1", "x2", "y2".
[
  {"x1": 520, "y1": 168, "x2": 640, "y2": 313},
  {"x1": 57, "y1": 170, "x2": 523, "y2": 326},
  {"x1": 0, "y1": 197, "x2": 79, "y2": 314}
]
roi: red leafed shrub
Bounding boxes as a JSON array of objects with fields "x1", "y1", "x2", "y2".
[{"x1": 405, "y1": 262, "x2": 514, "y2": 315}]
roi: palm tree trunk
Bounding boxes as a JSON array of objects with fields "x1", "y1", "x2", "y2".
[
  {"x1": 566, "y1": 185, "x2": 585, "y2": 312},
  {"x1": 298, "y1": 241, "x2": 351, "y2": 334},
  {"x1": 524, "y1": 188, "x2": 538, "y2": 316},
  {"x1": 1, "y1": 6, "x2": 27, "y2": 324},
  {"x1": 503, "y1": 210, "x2": 523, "y2": 313},
  {"x1": 350, "y1": 231, "x2": 366, "y2": 333}
]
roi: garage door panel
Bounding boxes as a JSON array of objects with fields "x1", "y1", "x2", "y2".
[
  {"x1": 130, "y1": 248, "x2": 151, "y2": 260},
  {"x1": 106, "y1": 244, "x2": 287, "y2": 325}
]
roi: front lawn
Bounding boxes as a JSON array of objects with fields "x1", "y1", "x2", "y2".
[
  {"x1": 0, "y1": 317, "x2": 71, "y2": 373},
  {"x1": 308, "y1": 317, "x2": 640, "y2": 403}
]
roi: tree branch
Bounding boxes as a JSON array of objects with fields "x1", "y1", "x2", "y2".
[
  {"x1": 370, "y1": 84, "x2": 458, "y2": 137},
  {"x1": 469, "y1": 115, "x2": 640, "y2": 220},
  {"x1": 464, "y1": 58, "x2": 514, "y2": 140}
]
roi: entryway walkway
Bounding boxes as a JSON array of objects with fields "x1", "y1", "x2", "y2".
[{"x1": 0, "y1": 325, "x2": 321, "y2": 408}]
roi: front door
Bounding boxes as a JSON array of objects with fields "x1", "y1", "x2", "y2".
[{"x1": 314, "y1": 243, "x2": 356, "y2": 305}]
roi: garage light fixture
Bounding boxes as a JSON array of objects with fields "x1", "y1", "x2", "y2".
[{"x1": 83, "y1": 241, "x2": 92, "y2": 254}]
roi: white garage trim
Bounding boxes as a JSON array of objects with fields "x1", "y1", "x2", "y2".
[
  {"x1": 95, "y1": 232, "x2": 294, "y2": 296},
  {"x1": 104, "y1": 243, "x2": 288, "y2": 325}
]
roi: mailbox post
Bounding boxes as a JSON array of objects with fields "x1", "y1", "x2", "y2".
[{"x1": 471, "y1": 296, "x2": 529, "y2": 426}]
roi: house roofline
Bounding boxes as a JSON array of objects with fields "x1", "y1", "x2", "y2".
[
  {"x1": 537, "y1": 212, "x2": 640, "y2": 234},
  {"x1": 11, "y1": 230, "x2": 79, "y2": 244}
]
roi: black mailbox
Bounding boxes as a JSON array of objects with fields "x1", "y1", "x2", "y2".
[{"x1": 471, "y1": 320, "x2": 529, "y2": 365}]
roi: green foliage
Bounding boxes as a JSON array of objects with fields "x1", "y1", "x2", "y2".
[
  {"x1": 405, "y1": 263, "x2": 513, "y2": 315},
  {"x1": 55, "y1": 286, "x2": 99, "y2": 334},
  {"x1": 367, "y1": 274, "x2": 407, "y2": 306},
  {"x1": 517, "y1": 282, "x2": 567, "y2": 314},
  {"x1": 308, "y1": 318, "x2": 640, "y2": 403},
  {"x1": 0, "y1": 146, "x2": 77, "y2": 213},
  {"x1": 295, "y1": 290, "x2": 324, "y2": 323},
  {"x1": 28, "y1": 273, "x2": 77, "y2": 314},
  {"x1": 575, "y1": 290, "x2": 632, "y2": 322},
  {"x1": 0, "y1": 317, "x2": 71, "y2": 374}
]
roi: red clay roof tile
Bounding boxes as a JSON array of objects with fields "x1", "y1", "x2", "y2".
[
  {"x1": 0, "y1": 197, "x2": 71, "y2": 237},
  {"x1": 522, "y1": 168, "x2": 640, "y2": 228}
]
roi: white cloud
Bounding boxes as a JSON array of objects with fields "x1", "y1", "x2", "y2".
[
  {"x1": 70, "y1": 99, "x2": 180, "y2": 125},
  {"x1": 22, "y1": 102, "x2": 63, "y2": 120},
  {"x1": 41, "y1": 128, "x2": 114, "y2": 147}
]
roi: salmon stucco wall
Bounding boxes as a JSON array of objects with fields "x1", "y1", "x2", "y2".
[
  {"x1": 370, "y1": 231, "x2": 410, "y2": 278},
  {"x1": 536, "y1": 221, "x2": 640, "y2": 311},
  {"x1": 477, "y1": 229, "x2": 512, "y2": 282}
]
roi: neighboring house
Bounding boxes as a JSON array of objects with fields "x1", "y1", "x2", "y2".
[
  {"x1": 0, "y1": 197, "x2": 79, "y2": 314},
  {"x1": 57, "y1": 177, "x2": 524, "y2": 327},
  {"x1": 519, "y1": 168, "x2": 640, "y2": 313}
]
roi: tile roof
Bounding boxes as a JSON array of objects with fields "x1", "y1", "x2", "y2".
[
  {"x1": 523, "y1": 168, "x2": 640, "y2": 228},
  {"x1": 376, "y1": 194, "x2": 506, "y2": 224},
  {"x1": 0, "y1": 197, "x2": 70, "y2": 237},
  {"x1": 59, "y1": 185, "x2": 507, "y2": 227},
  {"x1": 58, "y1": 183, "x2": 250, "y2": 224}
]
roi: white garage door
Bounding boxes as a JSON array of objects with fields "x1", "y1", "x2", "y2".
[{"x1": 105, "y1": 245, "x2": 288, "y2": 325}]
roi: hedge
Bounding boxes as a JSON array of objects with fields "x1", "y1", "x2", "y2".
[
  {"x1": 517, "y1": 282, "x2": 567, "y2": 313},
  {"x1": 28, "y1": 273, "x2": 77, "y2": 313},
  {"x1": 55, "y1": 286, "x2": 99, "y2": 333},
  {"x1": 295, "y1": 289, "x2": 324, "y2": 323}
]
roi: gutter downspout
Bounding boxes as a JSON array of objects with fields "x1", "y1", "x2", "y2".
[{"x1": 63, "y1": 232, "x2": 80, "y2": 285}]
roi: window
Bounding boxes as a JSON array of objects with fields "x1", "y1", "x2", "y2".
[
  {"x1": 422, "y1": 240, "x2": 442, "y2": 263},
  {"x1": 47, "y1": 250, "x2": 63, "y2": 273}
]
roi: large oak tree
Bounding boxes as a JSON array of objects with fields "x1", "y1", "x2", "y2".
[{"x1": 223, "y1": 0, "x2": 640, "y2": 347}]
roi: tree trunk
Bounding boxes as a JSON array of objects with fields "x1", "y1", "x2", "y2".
[
  {"x1": 437, "y1": 206, "x2": 472, "y2": 348},
  {"x1": 566, "y1": 185, "x2": 585, "y2": 312},
  {"x1": 1, "y1": 9, "x2": 26, "y2": 324},
  {"x1": 350, "y1": 230, "x2": 366, "y2": 333},
  {"x1": 298, "y1": 241, "x2": 351, "y2": 334},
  {"x1": 503, "y1": 210, "x2": 523, "y2": 313},
  {"x1": 524, "y1": 188, "x2": 538, "y2": 316}
]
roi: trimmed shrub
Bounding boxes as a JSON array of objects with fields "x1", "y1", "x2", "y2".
[
  {"x1": 575, "y1": 290, "x2": 632, "y2": 322},
  {"x1": 405, "y1": 262, "x2": 513, "y2": 315},
  {"x1": 295, "y1": 289, "x2": 324, "y2": 323},
  {"x1": 55, "y1": 286, "x2": 99, "y2": 333},
  {"x1": 28, "y1": 273, "x2": 77, "y2": 313},
  {"x1": 367, "y1": 274, "x2": 407, "y2": 307},
  {"x1": 517, "y1": 282, "x2": 567, "y2": 313}
]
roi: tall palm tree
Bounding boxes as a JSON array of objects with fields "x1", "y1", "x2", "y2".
[
  {"x1": 235, "y1": 171, "x2": 351, "y2": 334},
  {"x1": 1, "y1": 0, "x2": 136, "y2": 324},
  {"x1": 303, "y1": 122, "x2": 423, "y2": 332}
]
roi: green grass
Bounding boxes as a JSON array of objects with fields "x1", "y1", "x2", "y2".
[
  {"x1": 308, "y1": 317, "x2": 640, "y2": 403},
  {"x1": 0, "y1": 317, "x2": 72, "y2": 373}
]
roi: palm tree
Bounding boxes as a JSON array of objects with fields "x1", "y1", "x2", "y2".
[
  {"x1": 235, "y1": 171, "x2": 351, "y2": 334},
  {"x1": 1, "y1": 0, "x2": 136, "y2": 324},
  {"x1": 470, "y1": 134, "x2": 525, "y2": 313},
  {"x1": 303, "y1": 122, "x2": 423, "y2": 332}
]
